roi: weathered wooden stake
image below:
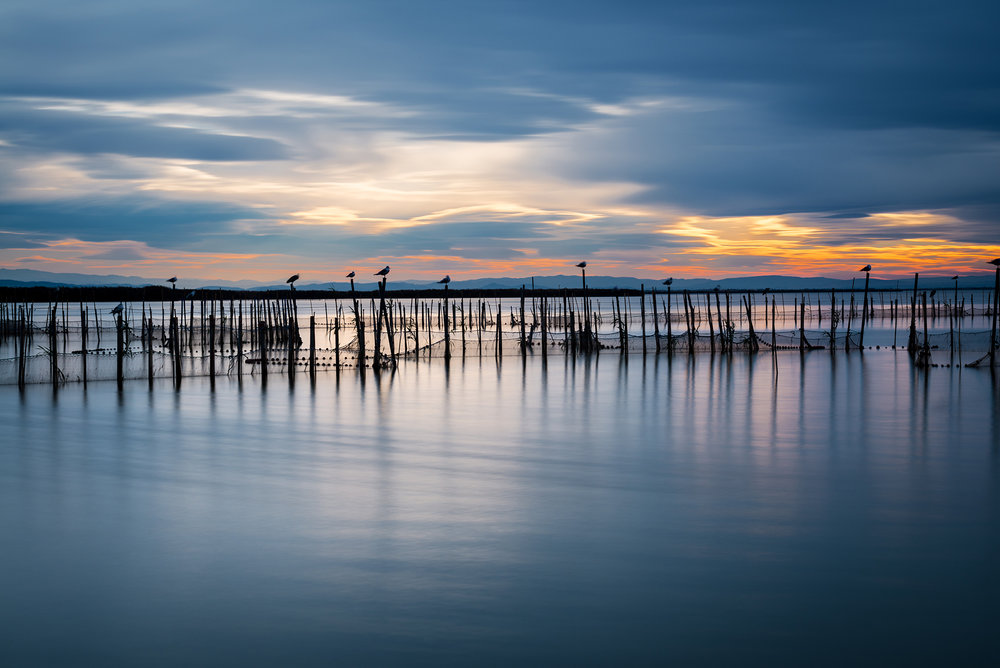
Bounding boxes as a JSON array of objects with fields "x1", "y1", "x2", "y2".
[
  {"x1": 147, "y1": 307, "x2": 154, "y2": 389},
  {"x1": 309, "y1": 314, "x2": 316, "y2": 377},
  {"x1": 640, "y1": 285, "x2": 648, "y2": 355},
  {"x1": 116, "y1": 312, "x2": 124, "y2": 391},
  {"x1": 859, "y1": 269, "x2": 871, "y2": 348},
  {"x1": 258, "y1": 320, "x2": 268, "y2": 385}
]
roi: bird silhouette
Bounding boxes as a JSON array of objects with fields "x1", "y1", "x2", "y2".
[
  {"x1": 576, "y1": 262, "x2": 587, "y2": 268},
  {"x1": 286, "y1": 274, "x2": 299, "y2": 284},
  {"x1": 186, "y1": 290, "x2": 196, "y2": 299},
  {"x1": 989, "y1": 258, "x2": 1000, "y2": 266},
  {"x1": 110, "y1": 303, "x2": 124, "y2": 315},
  {"x1": 167, "y1": 276, "x2": 177, "y2": 284},
  {"x1": 438, "y1": 275, "x2": 451, "y2": 284},
  {"x1": 374, "y1": 266, "x2": 390, "y2": 276},
  {"x1": 346, "y1": 271, "x2": 355, "y2": 278},
  {"x1": 663, "y1": 278, "x2": 673, "y2": 286},
  {"x1": 951, "y1": 275, "x2": 958, "y2": 280},
  {"x1": 860, "y1": 264, "x2": 872, "y2": 272},
  {"x1": 713, "y1": 285, "x2": 721, "y2": 292}
]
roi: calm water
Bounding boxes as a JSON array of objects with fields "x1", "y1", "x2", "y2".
[{"x1": 2, "y1": 352, "x2": 998, "y2": 666}]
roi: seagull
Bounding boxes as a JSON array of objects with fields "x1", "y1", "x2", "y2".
[
  {"x1": 286, "y1": 273, "x2": 299, "y2": 284},
  {"x1": 663, "y1": 278, "x2": 673, "y2": 286},
  {"x1": 576, "y1": 262, "x2": 587, "y2": 268},
  {"x1": 346, "y1": 271, "x2": 356, "y2": 278},
  {"x1": 438, "y1": 275, "x2": 451, "y2": 284},
  {"x1": 989, "y1": 258, "x2": 1000, "y2": 266},
  {"x1": 374, "y1": 266, "x2": 390, "y2": 276},
  {"x1": 110, "y1": 303, "x2": 124, "y2": 315},
  {"x1": 860, "y1": 264, "x2": 872, "y2": 272},
  {"x1": 186, "y1": 290, "x2": 196, "y2": 299},
  {"x1": 166, "y1": 276, "x2": 177, "y2": 284},
  {"x1": 951, "y1": 275, "x2": 958, "y2": 280}
]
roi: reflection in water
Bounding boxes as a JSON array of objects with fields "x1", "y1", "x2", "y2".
[{"x1": 1, "y1": 352, "x2": 998, "y2": 666}]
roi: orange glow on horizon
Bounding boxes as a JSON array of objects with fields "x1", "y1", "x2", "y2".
[{"x1": 2, "y1": 210, "x2": 997, "y2": 283}]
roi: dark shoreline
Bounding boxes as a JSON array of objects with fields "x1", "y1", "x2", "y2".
[{"x1": 0, "y1": 285, "x2": 990, "y2": 303}]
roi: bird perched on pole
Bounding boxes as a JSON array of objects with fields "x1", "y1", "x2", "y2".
[
  {"x1": 286, "y1": 273, "x2": 300, "y2": 290},
  {"x1": 346, "y1": 271, "x2": 355, "y2": 278},
  {"x1": 990, "y1": 258, "x2": 1000, "y2": 266},
  {"x1": 374, "y1": 266, "x2": 390, "y2": 276},
  {"x1": 663, "y1": 278, "x2": 673, "y2": 286},
  {"x1": 576, "y1": 262, "x2": 589, "y2": 303},
  {"x1": 167, "y1": 276, "x2": 177, "y2": 285},
  {"x1": 110, "y1": 303, "x2": 124, "y2": 315},
  {"x1": 438, "y1": 275, "x2": 451, "y2": 285},
  {"x1": 860, "y1": 264, "x2": 872, "y2": 272}
]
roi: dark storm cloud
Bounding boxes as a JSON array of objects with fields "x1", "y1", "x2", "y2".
[
  {"x1": 0, "y1": 197, "x2": 272, "y2": 247},
  {"x1": 0, "y1": 105, "x2": 288, "y2": 161}
]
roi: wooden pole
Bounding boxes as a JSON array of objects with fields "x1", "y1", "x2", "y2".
[
  {"x1": 830, "y1": 289, "x2": 836, "y2": 349},
  {"x1": 495, "y1": 300, "x2": 503, "y2": 359},
  {"x1": 209, "y1": 312, "x2": 216, "y2": 379},
  {"x1": 116, "y1": 312, "x2": 124, "y2": 391},
  {"x1": 519, "y1": 286, "x2": 526, "y2": 356},
  {"x1": 258, "y1": 320, "x2": 268, "y2": 385},
  {"x1": 799, "y1": 297, "x2": 806, "y2": 351},
  {"x1": 640, "y1": 285, "x2": 648, "y2": 355},
  {"x1": 147, "y1": 307, "x2": 154, "y2": 388},
  {"x1": 444, "y1": 283, "x2": 451, "y2": 360},
  {"x1": 541, "y1": 295, "x2": 548, "y2": 358},
  {"x1": 991, "y1": 265, "x2": 1000, "y2": 364},
  {"x1": 651, "y1": 287, "x2": 661, "y2": 353},
  {"x1": 49, "y1": 304, "x2": 58, "y2": 386},
  {"x1": 706, "y1": 292, "x2": 715, "y2": 353},
  {"x1": 859, "y1": 270, "x2": 871, "y2": 348},
  {"x1": 743, "y1": 295, "x2": 759, "y2": 353},
  {"x1": 666, "y1": 286, "x2": 672, "y2": 349},
  {"x1": 309, "y1": 314, "x2": 316, "y2": 377},
  {"x1": 81, "y1": 304, "x2": 88, "y2": 387}
]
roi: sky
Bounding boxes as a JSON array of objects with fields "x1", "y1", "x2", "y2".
[{"x1": 0, "y1": 0, "x2": 998, "y2": 283}]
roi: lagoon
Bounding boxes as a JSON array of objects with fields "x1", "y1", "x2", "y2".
[{"x1": 1, "y1": 352, "x2": 998, "y2": 666}]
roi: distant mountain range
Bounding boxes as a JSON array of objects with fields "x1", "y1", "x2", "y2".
[{"x1": 0, "y1": 268, "x2": 994, "y2": 292}]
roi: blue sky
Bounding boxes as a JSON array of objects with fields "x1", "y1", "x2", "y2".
[{"x1": 0, "y1": 0, "x2": 998, "y2": 281}]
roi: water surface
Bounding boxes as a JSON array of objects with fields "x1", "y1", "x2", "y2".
[{"x1": 1, "y1": 352, "x2": 998, "y2": 665}]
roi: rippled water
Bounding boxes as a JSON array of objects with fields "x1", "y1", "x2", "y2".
[{"x1": 2, "y1": 352, "x2": 998, "y2": 666}]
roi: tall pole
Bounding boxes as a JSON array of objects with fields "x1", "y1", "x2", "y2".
[
  {"x1": 991, "y1": 264, "x2": 999, "y2": 364},
  {"x1": 859, "y1": 269, "x2": 871, "y2": 348},
  {"x1": 953, "y1": 276, "x2": 958, "y2": 316},
  {"x1": 350, "y1": 276, "x2": 363, "y2": 360},
  {"x1": 444, "y1": 283, "x2": 451, "y2": 360}
]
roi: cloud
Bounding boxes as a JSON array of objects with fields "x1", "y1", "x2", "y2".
[
  {"x1": 0, "y1": 0, "x2": 997, "y2": 279},
  {"x1": 0, "y1": 103, "x2": 289, "y2": 161},
  {"x1": 0, "y1": 196, "x2": 273, "y2": 247}
]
